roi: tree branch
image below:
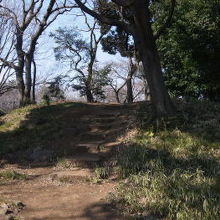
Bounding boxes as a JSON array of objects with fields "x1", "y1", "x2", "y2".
[
  {"x1": 74, "y1": 0, "x2": 134, "y2": 34},
  {"x1": 154, "y1": 0, "x2": 176, "y2": 39},
  {"x1": 0, "y1": 58, "x2": 17, "y2": 69}
]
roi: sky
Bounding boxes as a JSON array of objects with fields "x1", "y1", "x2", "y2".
[
  {"x1": 0, "y1": 1, "x2": 127, "y2": 100},
  {"x1": 36, "y1": 10, "x2": 124, "y2": 82}
]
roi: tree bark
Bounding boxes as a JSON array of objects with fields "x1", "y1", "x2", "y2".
[
  {"x1": 24, "y1": 54, "x2": 32, "y2": 104},
  {"x1": 126, "y1": 58, "x2": 136, "y2": 103},
  {"x1": 144, "y1": 80, "x2": 150, "y2": 101},
  {"x1": 85, "y1": 57, "x2": 95, "y2": 103},
  {"x1": 115, "y1": 91, "x2": 120, "y2": 103},
  {"x1": 133, "y1": 1, "x2": 175, "y2": 117},
  {"x1": 126, "y1": 74, "x2": 133, "y2": 103},
  {"x1": 15, "y1": 28, "x2": 26, "y2": 106},
  {"x1": 15, "y1": 69, "x2": 25, "y2": 106},
  {"x1": 32, "y1": 59, "x2": 37, "y2": 103},
  {"x1": 85, "y1": 86, "x2": 94, "y2": 103}
]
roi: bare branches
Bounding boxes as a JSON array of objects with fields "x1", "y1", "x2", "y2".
[
  {"x1": 0, "y1": 58, "x2": 16, "y2": 69},
  {"x1": 0, "y1": 67, "x2": 15, "y2": 96},
  {"x1": 69, "y1": 47, "x2": 86, "y2": 78},
  {"x1": 0, "y1": 0, "x2": 77, "y2": 104},
  {"x1": 109, "y1": 79, "x2": 126, "y2": 94},
  {"x1": 0, "y1": 10, "x2": 16, "y2": 95},
  {"x1": 154, "y1": 0, "x2": 176, "y2": 39},
  {"x1": 0, "y1": 15, "x2": 16, "y2": 68},
  {"x1": 0, "y1": 4, "x2": 19, "y2": 26}
]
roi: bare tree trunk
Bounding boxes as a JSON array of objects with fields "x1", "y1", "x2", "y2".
[
  {"x1": 85, "y1": 73, "x2": 94, "y2": 103},
  {"x1": 32, "y1": 59, "x2": 36, "y2": 103},
  {"x1": 24, "y1": 54, "x2": 32, "y2": 104},
  {"x1": 115, "y1": 91, "x2": 120, "y2": 103},
  {"x1": 15, "y1": 28, "x2": 26, "y2": 106},
  {"x1": 85, "y1": 87, "x2": 94, "y2": 103},
  {"x1": 15, "y1": 69, "x2": 25, "y2": 106},
  {"x1": 1, "y1": 0, "x2": 72, "y2": 106},
  {"x1": 85, "y1": 63, "x2": 94, "y2": 103},
  {"x1": 126, "y1": 58, "x2": 136, "y2": 103},
  {"x1": 133, "y1": 1, "x2": 175, "y2": 117},
  {"x1": 126, "y1": 74, "x2": 133, "y2": 103}
]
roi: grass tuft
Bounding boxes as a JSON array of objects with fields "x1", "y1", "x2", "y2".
[{"x1": 0, "y1": 170, "x2": 28, "y2": 180}]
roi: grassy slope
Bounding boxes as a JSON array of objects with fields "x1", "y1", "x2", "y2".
[
  {"x1": 0, "y1": 101, "x2": 220, "y2": 219},
  {"x1": 109, "y1": 100, "x2": 220, "y2": 219},
  {"x1": 0, "y1": 102, "x2": 86, "y2": 155}
]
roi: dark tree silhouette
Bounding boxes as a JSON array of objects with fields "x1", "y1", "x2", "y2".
[{"x1": 74, "y1": 0, "x2": 176, "y2": 117}]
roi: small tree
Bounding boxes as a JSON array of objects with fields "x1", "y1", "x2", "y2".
[
  {"x1": 42, "y1": 76, "x2": 66, "y2": 105},
  {"x1": 91, "y1": 64, "x2": 112, "y2": 101},
  {"x1": 105, "y1": 60, "x2": 145, "y2": 103},
  {"x1": 50, "y1": 12, "x2": 107, "y2": 102},
  {"x1": 100, "y1": 19, "x2": 138, "y2": 103}
]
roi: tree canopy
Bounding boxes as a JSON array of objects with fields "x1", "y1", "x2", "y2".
[{"x1": 155, "y1": 0, "x2": 220, "y2": 100}]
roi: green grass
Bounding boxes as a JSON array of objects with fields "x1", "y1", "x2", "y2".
[
  {"x1": 108, "y1": 100, "x2": 220, "y2": 219},
  {"x1": 0, "y1": 170, "x2": 28, "y2": 180},
  {"x1": 55, "y1": 158, "x2": 76, "y2": 169}
]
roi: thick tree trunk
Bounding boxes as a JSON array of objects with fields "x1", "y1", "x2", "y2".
[
  {"x1": 133, "y1": 1, "x2": 175, "y2": 117},
  {"x1": 85, "y1": 87, "x2": 94, "y2": 103},
  {"x1": 24, "y1": 55, "x2": 32, "y2": 104},
  {"x1": 15, "y1": 28, "x2": 26, "y2": 106},
  {"x1": 15, "y1": 69, "x2": 25, "y2": 106},
  {"x1": 85, "y1": 79, "x2": 94, "y2": 103}
]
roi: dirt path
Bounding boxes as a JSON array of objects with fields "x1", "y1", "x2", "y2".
[
  {"x1": 0, "y1": 103, "x2": 137, "y2": 220},
  {"x1": 0, "y1": 168, "x2": 121, "y2": 220}
]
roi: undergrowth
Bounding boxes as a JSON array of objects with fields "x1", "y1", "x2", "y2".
[
  {"x1": 0, "y1": 100, "x2": 219, "y2": 219},
  {"x1": 108, "y1": 100, "x2": 220, "y2": 219},
  {"x1": 0, "y1": 170, "x2": 28, "y2": 180}
]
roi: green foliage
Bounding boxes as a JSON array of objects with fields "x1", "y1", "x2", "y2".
[
  {"x1": 101, "y1": 27, "x2": 134, "y2": 57},
  {"x1": 50, "y1": 27, "x2": 91, "y2": 98},
  {"x1": 44, "y1": 76, "x2": 66, "y2": 102},
  {"x1": 50, "y1": 27, "x2": 89, "y2": 62},
  {"x1": 71, "y1": 64, "x2": 112, "y2": 101},
  {"x1": 95, "y1": 166, "x2": 111, "y2": 180},
  {"x1": 91, "y1": 64, "x2": 112, "y2": 100},
  {"x1": 0, "y1": 170, "x2": 28, "y2": 180},
  {"x1": 50, "y1": 26, "x2": 111, "y2": 101},
  {"x1": 56, "y1": 158, "x2": 76, "y2": 169},
  {"x1": 97, "y1": 1, "x2": 135, "y2": 58},
  {"x1": 113, "y1": 169, "x2": 219, "y2": 219},
  {"x1": 42, "y1": 94, "x2": 50, "y2": 106},
  {"x1": 153, "y1": 0, "x2": 220, "y2": 99}
]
